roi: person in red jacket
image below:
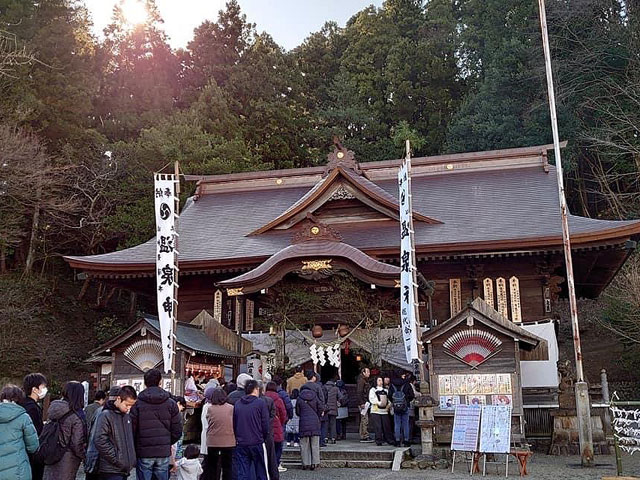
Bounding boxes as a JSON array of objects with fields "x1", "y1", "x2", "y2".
[{"x1": 265, "y1": 382, "x2": 288, "y2": 473}]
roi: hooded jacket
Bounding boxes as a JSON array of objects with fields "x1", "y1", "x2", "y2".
[
  {"x1": 93, "y1": 401, "x2": 136, "y2": 475},
  {"x1": 0, "y1": 402, "x2": 39, "y2": 480},
  {"x1": 300, "y1": 381, "x2": 325, "y2": 414},
  {"x1": 295, "y1": 389, "x2": 322, "y2": 437},
  {"x1": 324, "y1": 381, "x2": 341, "y2": 416},
  {"x1": 42, "y1": 400, "x2": 87, "y2": 480},
  {"x1": 130, "y1": 386, "x2": 182, "y2": 458},
  {"x1": 176, "y1": 457, "x2": 203, "y2": 480},
  {"x1": 276, "y1": 386, "x2": 294, "y2": 421},
  {"x1": 233, "y1": 395, "x2": 270, "y2": 447},
  {"x1": 286, "y1": 372, "x2": 306, "y2": 394},
  {"x1": 265, "y1": 391, "x2": 288, "y2": 443}
]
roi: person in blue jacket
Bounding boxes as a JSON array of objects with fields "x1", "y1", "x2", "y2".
[
  {"x1": 0, "y1": 384, "x2": 39, "y2": 480},
  {"x1": 232, "y1": 379, "x2": 270, "y2": 480}
]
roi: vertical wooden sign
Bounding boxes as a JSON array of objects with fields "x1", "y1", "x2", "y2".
[
  {"x1": 496, "y1": 278, "x2": 508, "y2": 320},
  {"x1": 245, "y1": 299, "x2": 254, "y2": 331},
  {"x1": 509, "y1": 276, "x2": 522, "y2": 323},
  {"x1": 213, "y1": 290, "x2": 223, "y2": 323},
  {"x1": 450, "y1": 278, "x2": 462, "y2": 317},
  {"x1": 234, "y1": 297, "x2": 243, "y2": 332},
  {"x1": 483, "y1": 278, "x2": 495, "y2": 309}
]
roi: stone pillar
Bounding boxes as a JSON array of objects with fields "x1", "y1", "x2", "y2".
[
  {"x1": 575, "y1": 381, "x2": 594, "y2": 466},
  {"x1": 600, "y1": 369, "x2": 612, "y2": 435},
  {"x1": 415, "y1": 381, "x2": 436, "y2": 455}
]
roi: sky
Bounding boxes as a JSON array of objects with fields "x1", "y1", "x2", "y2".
[{"x1": 83, "y1": 0, "x2": 385, "y2": 51}]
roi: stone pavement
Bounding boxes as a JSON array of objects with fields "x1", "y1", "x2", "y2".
[
  {"x1": 277, "y1": 454, "x2": 640, "y2": 479},
  {"x1": 77, "y1": 453, "x2": 640, "y2": 479}
]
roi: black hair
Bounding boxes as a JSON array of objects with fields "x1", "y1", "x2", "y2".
[
  {"x1": 244, "y1": 379, "x2": 259, "y2": 395},
  {"x1": 144, "y1": 368, "x2": 162, "y2": 387},
  {"x1": 291, "y1": 388, "x2": 299, "y2": 400},
  {"x1": 223, "y1": 382, "x2": 236, "y2": 395},
  {"x1": 1, "y1": 384, "x2": 25, "y2": 403},
  {"x1": 94, "y1": 390, "x2": 107, "y2": 402},
  {"x1": 23, "y1": 373, "x2": 47, "y2": 396},
  {"x1": 360, "y1": 367, "x2": 369, "y2": 374},
  {"x1": 295, "y1": 366, "x2": 303, "y2": 373},
  {"x1": 305, "y1": 370, "x2": 315, "y2": 381},
  {"x1": 266, "y1": 381, "x2": 277, "y2": 392},
  {"x1": 273, "y1": 375, "x2": 283, "y2": 386},
  {"x1": 118, "y1": 386, "x2": 137, "y2": 401},
  {"x1": 63, "y1": 381, "x2": 85, "y2": 412},
  {"x1": 183, "y1": 443, "x2": 200, "y2": 460},
  {"x1": 211, "y1": 388, "x2": 228, "y2": 405},
  {"x1": 172, "y1": 395, "x2": 186, "y2": 408}
]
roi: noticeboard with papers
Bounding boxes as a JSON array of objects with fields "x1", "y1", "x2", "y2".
[
  {"x1": 451, "y1": 404, "x2": 482, "y2": 451},
  {"x1": 479, "y1": 405, "x2": 512, "y2": 453}
]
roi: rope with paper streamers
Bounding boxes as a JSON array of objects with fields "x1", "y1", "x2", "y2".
[{"x1": 285, "y1": 317, "x2": 364, "y2": 367}]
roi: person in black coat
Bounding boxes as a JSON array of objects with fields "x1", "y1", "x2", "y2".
[
  {"x1": 20, "y1": 373, "x2": 47, "y2": 480},
  {"x1": 91, "y1": 386, "x2": 138, "y2": 479},
  {"x1": 130, "y1": 369, "x2": 183, "y2": 478},
  {"x1": 295, "y1": 388, "x2": 322, "y2": 470}
]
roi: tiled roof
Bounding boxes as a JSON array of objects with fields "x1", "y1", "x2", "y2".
[{"x1": 65, "y1": 164, "x2": 640, "y2": 270}]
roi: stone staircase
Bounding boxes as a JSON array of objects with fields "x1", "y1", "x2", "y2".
[{"x1": 281, "y1": 441, "x2": 407, "y2": 469}]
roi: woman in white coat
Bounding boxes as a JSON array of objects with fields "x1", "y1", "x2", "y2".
[{"x1": 368, "y1": 377, "x2": 394, "y2": 446}]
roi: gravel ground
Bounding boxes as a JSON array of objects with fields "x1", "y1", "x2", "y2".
[
  {"x1": 76, "y1": 453, "x2": 640, "y2": 479},
  {"x1": 278, "y1": 454, "x2": 640, "y2": 479}
]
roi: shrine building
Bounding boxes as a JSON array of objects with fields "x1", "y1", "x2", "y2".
[{"x1": 65, "y1": 142, "x2": 640, "y2": 426}]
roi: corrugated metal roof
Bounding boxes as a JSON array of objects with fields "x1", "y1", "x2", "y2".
[{"x1": 142, "y1": 315, "x2": 241, "y2": 358}]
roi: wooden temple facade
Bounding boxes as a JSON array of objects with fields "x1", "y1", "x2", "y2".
[{"x1": 66, "y1": 142, "x2": 640, "y2": 429}]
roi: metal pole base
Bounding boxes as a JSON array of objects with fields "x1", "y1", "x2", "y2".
[{"x1": 575, "y1": 381, "x2": 594, "y2": 467}]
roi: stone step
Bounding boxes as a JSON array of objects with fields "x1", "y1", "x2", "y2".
[
  {"x1": 281, "y1": 449, "x2": 395, "y2": 461},
  {"x1": 282, "y1": 459, "x2": 394, "y2": 469}
]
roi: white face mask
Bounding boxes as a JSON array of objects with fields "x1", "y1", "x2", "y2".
[{"x1": 37, "y1": 387, "x2": 48, "y2": 400}]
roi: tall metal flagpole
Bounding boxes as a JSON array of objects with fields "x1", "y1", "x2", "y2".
[{"x1": 537, "y1": 0, "x2": 594, "y2": 466}]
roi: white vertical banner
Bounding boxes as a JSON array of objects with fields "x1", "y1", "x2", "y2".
[
  {"x1": 155, "y1": 174, "x2": 178, "y2": 373},
  {"x1": 398, "y1": 163, "x2": 419, "y2": 363}
]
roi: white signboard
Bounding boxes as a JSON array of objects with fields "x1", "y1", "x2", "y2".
[
  {"x1": 479, "y1": 405, "x2": 512, "y2": 453},
  {"x1": 398, "y1": 163, "x2": 419, "y2": 363},
  {"x1": 452, "y1": 404, "x2": 482, "y2": 451},
  {"x1": 154, "y1": 174, "x2": 178, "y2": 373}
]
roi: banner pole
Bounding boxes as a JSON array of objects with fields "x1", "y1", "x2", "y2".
[
  {"x1": 404, "y1": 140, "x2": 427, "y2": 384},
  {"x1": 171, "y1": 161, "x2": 180, "y2": 393}
]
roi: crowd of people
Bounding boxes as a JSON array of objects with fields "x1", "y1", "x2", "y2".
[{"x1": 0, "y1": 365, "x2": 419, "y2": 480}]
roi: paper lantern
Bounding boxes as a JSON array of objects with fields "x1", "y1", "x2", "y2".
[{"x1": 312, "y1": 325, "x2": 323, "y2": 338}]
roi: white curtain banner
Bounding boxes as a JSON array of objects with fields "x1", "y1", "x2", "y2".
[
  {"x1": 398, "y1": 163, "x2": 419, "y2": 363},
  {"x1": 154, "y1": 174, "x2": 177, "y2": 373}
]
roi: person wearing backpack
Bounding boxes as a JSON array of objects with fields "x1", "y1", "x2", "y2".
[
  {"x1": 324, "y1": 378, "x2": 340, "y2": 444},
  {"x1": 0, "y1": 384, "x2": 39, "y2": 480},
  {"x1": 335, "y1": 380, "x2": 349, "y2": 441},
  {"x1": 368, "y1": 377, "x2": 394, "y2": 446},
  {"x1": 389, "y1": 371, "x2": 415, "y2": 447},
  {"x1": 42, "y1": 381, "x2": 88, "y2": 480}
]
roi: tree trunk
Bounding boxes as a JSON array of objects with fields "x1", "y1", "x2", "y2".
[
  {"x1": 0, "y1": 244, "x2": 6, "y2": 274},
  {"x1": 24, "y1": 185, "x2": 42, "y2": 276},
  {"x1": 78, "y1": 277, "x2": 91, "y2": 300}
]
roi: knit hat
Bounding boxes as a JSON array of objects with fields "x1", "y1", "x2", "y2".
[{"x1": 236, "y1": 373, "x2": 253, "y2": 389}]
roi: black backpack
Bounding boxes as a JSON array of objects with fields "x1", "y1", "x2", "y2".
[
  {"x1": 35, "y1": 411, "x2": 74, "y2": 465},
  {"x1": 391, "y1": 385, "x2": 408, "y2": 413}
]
